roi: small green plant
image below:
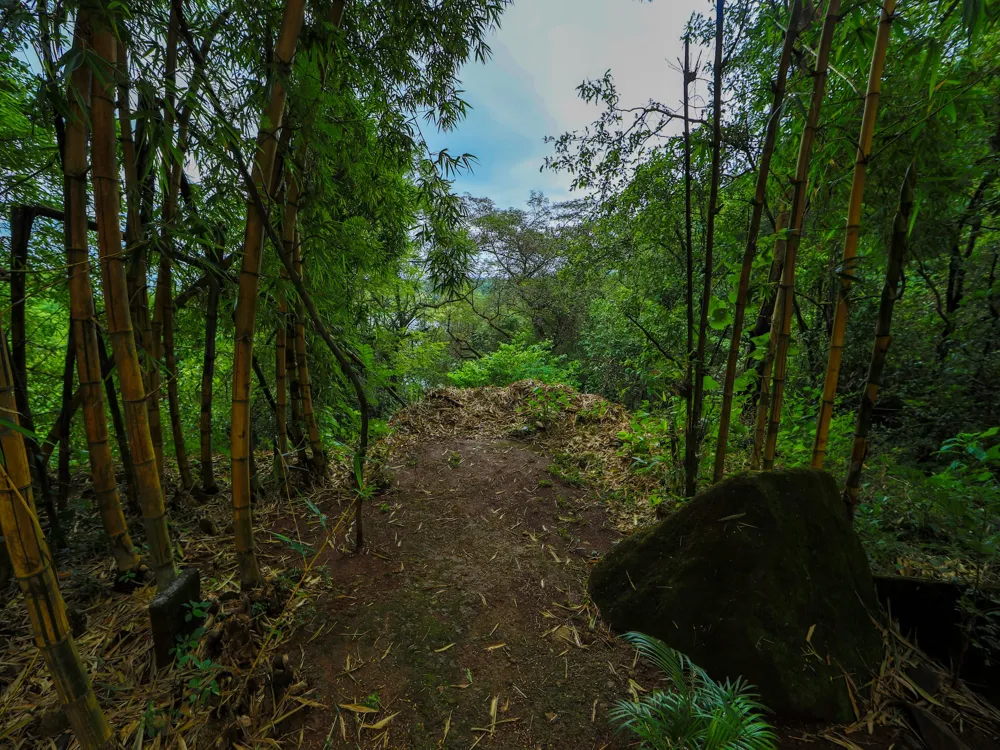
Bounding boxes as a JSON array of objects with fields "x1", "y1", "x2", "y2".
[
  {"x1": 185, "y1": 600, "x2": 211, "y2": 623},
  {"x1": 611, "y1": 632, "x2": 776, "y2": 750},
  {"x1": 270, "y1": 531, "x2": 317, "y2": 559},
  {"x1": 447, "y1": 337, "x2": 579, "y2": 388},
  {"x1": 521, "y1": 385, "x2": 572, "y2": 425},
  {"x1": 616, "y1": 404, "x2": 684, "y2": 498},
  {"x1": 379, "y1": 502, "x2": 391, "y2": 513},
  {"x1": 548, "y1": 452, "x2": 586, "y2": 486},
  {"x1": 362, "y1": 692, "x2": 381, "y2": 710},
  {"x1": 142, "y1": 702, "x2": 172, "y2": 738},
  {"x1": 929, "y1": 428, "x2": 1000, "y2": 674},
  {"x1": 447, "y1": 451, "x2": 463, "y2": 467},
  {"x1": 579, "y1": 399, "x2": 611, "y2": 422}
]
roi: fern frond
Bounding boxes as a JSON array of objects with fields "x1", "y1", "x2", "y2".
[{"x1": 613, "y1": 631, "x2": 777, "y2": 750}]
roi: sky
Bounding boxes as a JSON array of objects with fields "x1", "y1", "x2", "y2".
[{"x1": 424, "y1": 0, "x2": 707, "y2": 211}]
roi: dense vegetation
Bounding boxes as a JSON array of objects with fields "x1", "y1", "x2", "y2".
[{"x1": 1, "y1": 0, "x2": 999, "y2": 746}]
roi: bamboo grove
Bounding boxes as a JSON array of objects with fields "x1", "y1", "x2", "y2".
[
  {"x1": 541, "y1": 0, "x2": 998, "y2": 504},
  {"x1": 2, "y1": 0, "x2": 505, "y2": 742},
  {"x1": 3, "y1": 0, "x2": 1000, "y2": 746}
]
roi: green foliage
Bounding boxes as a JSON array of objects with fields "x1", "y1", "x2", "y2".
[
  {"x1": 520, "y1": 385, "x2": 573, "y2": 425},
  {"x1": 447, "y1": 338, "x2": 579, "y2": 388},
  {"x1": 616, "y1": 403, "x2": 685, "y2": 502},
  {"x1": 930, "y1": 428, "x2": 1000, "y2": 566},
  {"x1": 611, "y1": 632, "x2": 776, "y2": 750}
]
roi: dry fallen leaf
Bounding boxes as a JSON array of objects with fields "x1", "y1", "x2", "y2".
[
  {"x1": 361, "y1": 712, "x2": 399, "y2": 730},
  {"x1": 339, "y1": 704, "x2": 377, "y2": 714}
]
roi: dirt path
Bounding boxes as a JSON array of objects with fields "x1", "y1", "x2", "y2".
[{"x1": 287, "y1": 436, "x2": 642, "y2": 749}]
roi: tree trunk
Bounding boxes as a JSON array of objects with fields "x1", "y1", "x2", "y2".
[
  {"x1": 844, "y1": 166, "x2": 916, "y2": 514},
  {"x1": 63, "y1": 32, "x2": 140, "y2": 572},
  {"x1": 763, "y1": 0, "x2": 841, "y2": 469},
  {"x1": 812, "y1": 0, "x2": 897, "y2": 468},
  {"x1": 0, "y1": 310, "x2": 112, "y2": 750},
  {"x1": 230, "y1": 0, "x2": 307, "y2": 589},
  {"x1": 91, "y1": 21, "x2": 176, "y2": 591},
  {"x1": 689, "y1": 0, "x2": 724, "y2": 492},
  {"x1": 713, "y1": 0, "x2": 802, "y2": 482}
]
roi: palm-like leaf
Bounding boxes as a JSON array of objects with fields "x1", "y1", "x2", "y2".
[{"x1": 612, "y1": 632, "x2": 777, "y2": 750}]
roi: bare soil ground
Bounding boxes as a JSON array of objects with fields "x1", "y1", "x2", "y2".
[
  {"x1": 3, "y1": 384, "x2": 996, "y2": 749},
  {"x1": 287, "y1": 436, "x2": 640, "y2": 749}
]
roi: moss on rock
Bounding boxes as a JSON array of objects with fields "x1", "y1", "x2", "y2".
[{"x1": 588, "y1": 468, "x2": 882, "y2": 721}]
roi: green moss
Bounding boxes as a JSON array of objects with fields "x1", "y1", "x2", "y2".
[{"x1": 589, "y1": 468, "x2": 882, "y2": 722}]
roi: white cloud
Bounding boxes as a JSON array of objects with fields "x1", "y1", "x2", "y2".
[{"x1": 429, "y1": 0, "x2": 708, "y2": 208}]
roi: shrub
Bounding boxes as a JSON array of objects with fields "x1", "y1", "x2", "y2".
[
  {"x1": 446, "y1": 338, "x2": 579, "y2": 388},
  {"x1": 611, "y1": 632, "x2": 776, "y2": 750}
]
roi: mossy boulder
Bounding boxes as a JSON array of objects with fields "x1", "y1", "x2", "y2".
[{"x1": 589, "y1": 468, "x2": 882, "y2": 721}]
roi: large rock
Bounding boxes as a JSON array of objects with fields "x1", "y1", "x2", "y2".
[{"x1": 589, "y1": 468, "x2": 882, "y2": 721}]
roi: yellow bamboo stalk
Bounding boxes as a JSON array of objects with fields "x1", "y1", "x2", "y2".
[
  {"x1": 763, "y1": 0, "x2": 841, "y2": 470},
  {"x1": 116, "y1": 42, "x2": 166, "y2": 493},
  {"x1": 64, "y1": 17, "x2": 140, "y2": 573},
  {"x1": 90, "y1": 19, "x2": 176, "y2": 590},
  {"x1": 811, "y1": 0, "x2": 897, "y2": 469},
  {"x1": 0, "y1": 308, "x2": 112, "y2": 749},
  {"x1": 231, "y1": 0, "x2": 307, "y2": 588}
]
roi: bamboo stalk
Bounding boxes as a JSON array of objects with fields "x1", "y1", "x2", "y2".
[
  {"x1": 90, "y1": 19, "x2": 177, "y2": 590},
  {"x1": 713, "y1": 0, "x2": 802, "y2": 482},
  {"x1": 750, "y1": 209, "x2": 789, "y2": 470},
  {"x1": 844, "y1": 165, "x2": 915, "y2": 514},
  {"x1": 689, "y1": 0, "x2": 725, "y2": 494},
  {"x1": 57, "y1": 320, "x2": 74, "y2": 515},
  {"x1": 292, "y1": 234, "x2": 326, "y2": 476},
  {"x1": 159, "y1": 1, "x2": 194, "y2": 493},
  {"x1": 682, "y1": 36, "x2": 696, "y2": 498},
  {"x1": 7, "y1": 208, "x2": 56, "y2": 533},
  {"x1": 117, "y1": 45, "x2": 165, "y2": 494},
  {"x1": 812, "y1": 0, "x2": 897, "y2": 468},
  {"x1": 231, "y1": 0, "x2": 307, "y2": 588},
  {"x1": 0, "y1": 308, "x2": 112, "y2": 749},
  {"x1": 96, "y1": 327, "x2": 139, "y2": 511},
  {"x1": 287, "y1": 322, "x2": 309, "y2": 467},
  {"x1": 762, "y1": 0, "x2": 841, "y2": 470},
  {"x1": 64, "y1": 18, "x2": 140, "y2": 572},
  {"x1": 200, "y1": 241, "x2": 222, "y2": 495},
  {"x1": 276, "y1": 198, "x2": 291, "y2": 494}
]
